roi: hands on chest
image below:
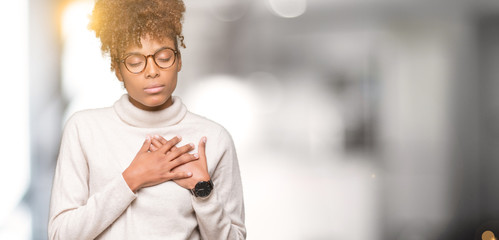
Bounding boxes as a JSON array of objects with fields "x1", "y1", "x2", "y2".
[{"x1": 122, "y1": 135, "x2": 211, "y2": 193}]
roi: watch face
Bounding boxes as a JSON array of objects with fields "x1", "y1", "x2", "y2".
[{"x1": 195, "y1": 181, "x2": 213, "y2": 197}]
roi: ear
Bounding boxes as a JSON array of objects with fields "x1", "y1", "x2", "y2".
[
  {"x1": 176, "y1": 53, "x2": 182, "y2": 72},
  {"x1": 115, "y1": 65, "x2": 124, "y2": 82}
]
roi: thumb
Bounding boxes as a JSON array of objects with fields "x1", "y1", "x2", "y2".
[
  {"x1": 139, "y1": 136, "x2": 152, "y2": 153},
  {"x1": 198, "y1": 136, "x2": 207, "y2": 158}
]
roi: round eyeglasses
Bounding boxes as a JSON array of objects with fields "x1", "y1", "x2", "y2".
[{"x1": 120, "y1": 47, "x2": 178, "y2": 74}]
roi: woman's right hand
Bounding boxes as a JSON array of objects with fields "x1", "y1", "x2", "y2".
[{"x1": 122, "y1": 136, "x2": 199, "y2": 193}]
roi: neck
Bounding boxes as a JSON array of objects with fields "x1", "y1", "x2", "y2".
[{"x1": 114, "y1": 94, "x2": 187, "y2": 128}]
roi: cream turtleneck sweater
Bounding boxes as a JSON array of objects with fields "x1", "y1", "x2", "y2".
[{"x1": 48, "y1": 94, "x2": 246, "y2": 240}]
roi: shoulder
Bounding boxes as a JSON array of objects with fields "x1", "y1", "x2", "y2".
[
  {"x1": 184, "y1": 111, "x2": 223, "y2": 129},
  {"x1": 184, "y1": 111, "x2": 234, "y2": 144},
  {"x1": 63, "y1": 107, "x2": 115, "y2": 130}
]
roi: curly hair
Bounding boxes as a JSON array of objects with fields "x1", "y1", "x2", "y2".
[{"x1": 88, "y1": 0, "x2": 186, "y2": 71}]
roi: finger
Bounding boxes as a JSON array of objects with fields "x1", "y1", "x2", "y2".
[
  {"x1": 169, "y1": 171, "x2": 192, "y2": 180},
  {"x1": 156, "y1": 135, "x2": 168, "y2": 145},
  {"x1": 165, "y1": 146, "x2": 177, "y2": 155},
  {"x1": 150, "y1": 144, "x2": 158, "y2": 152},
  {"x1": 151, "y1": 138, "x2": 163, "y2": 150},
  {"x1": 166, "y1": 143, "x2": 195, "y2": 160},
  {"x1": 170, "y1": 153, "x2": 199, "y2": 169},
  {"x1": 139, "y1": 136, "x2": 152, "y2": 153},
  {"x1": 158, "y1": 136, "x2": 182, "y2": 154},
  {"x1": 198, "y1": 136, "x2": 207, "y2": 159}
]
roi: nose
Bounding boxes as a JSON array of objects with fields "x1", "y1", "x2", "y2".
[{"x1": 144, "y1": 55, "x2": 159, "y2": 78}]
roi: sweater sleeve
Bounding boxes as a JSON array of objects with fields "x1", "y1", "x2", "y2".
[
  {"x1": 48, "y1": 114, "x2": 137, "y2": 240},
  {"x1": 191, "y1": 128, "x2": 246, "y2": 239}
]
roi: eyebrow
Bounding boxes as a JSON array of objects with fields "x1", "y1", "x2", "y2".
[{"x1": 124, "y1": 47, "x2": 171, "y2": 57}]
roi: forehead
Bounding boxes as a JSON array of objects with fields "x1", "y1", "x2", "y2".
[{"x1": 125, "y1": 36, "x2": 175, "y2": 54}]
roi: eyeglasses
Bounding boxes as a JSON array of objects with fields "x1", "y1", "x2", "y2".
[{"x1": 120, "y1": 47, "x2": 178, "y2": 74}]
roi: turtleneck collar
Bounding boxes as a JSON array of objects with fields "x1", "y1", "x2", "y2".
[{"x1": 113, "y1": 94, "x2": 187, "y2": 128}]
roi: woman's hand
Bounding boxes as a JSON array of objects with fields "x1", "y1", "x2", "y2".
[
  {"x1": 151, "y1": 135, "x2": 211, "y2": 189},
  {"x1": 122, "y1": 136, "x2": 199, "y2": 193}
]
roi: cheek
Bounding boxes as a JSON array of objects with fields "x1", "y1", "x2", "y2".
[
  {"x1": 171, "y1": 78, "x2": 178, "y2": 88},
  {"x1": 123, "y1": 79, "x2": 135, "y2": 90},
  {"x1": 122, "y1": 80, "x2": 143, "y2": 97},
  {"x1": 164, "y1": 73, "x2": 178, "y2": 88}
]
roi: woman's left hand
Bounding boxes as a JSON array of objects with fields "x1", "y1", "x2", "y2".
[{"x1": 150, "y1": 135, "x2": 211, "y2": 189}]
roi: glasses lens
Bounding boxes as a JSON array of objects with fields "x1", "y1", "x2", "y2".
[
  {"x1": 154, "y1": 49, "x2": 175, "y2": 69},
  {"x1": 125, "y1": 54, "x2": 146, "y2": 73}
]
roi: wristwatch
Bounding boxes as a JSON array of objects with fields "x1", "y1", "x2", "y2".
[{"x1": 190, "y1": 180, "x2": 214, "y2": 198}]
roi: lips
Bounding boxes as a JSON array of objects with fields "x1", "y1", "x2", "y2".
[{"x1": 144, "y1": 85, "x2": 165, "y2": 94}]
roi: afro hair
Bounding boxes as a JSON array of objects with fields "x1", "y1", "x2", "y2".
[{"x1": 88, "y1": 0, "x2": 186, "y2": 71}]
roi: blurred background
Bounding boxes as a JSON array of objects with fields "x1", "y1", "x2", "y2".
[{"x1": 2, "y1": 0, "x2": 499, "y2": 239}]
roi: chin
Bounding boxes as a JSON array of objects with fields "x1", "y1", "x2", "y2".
[
  {"x1": 146, "y1": 94, "x2": 171, "y2": 106},
  {"x1": 129, "y1": 93, "x2": 172, "y2": 111}
]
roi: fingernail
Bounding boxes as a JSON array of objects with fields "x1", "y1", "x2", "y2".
[
  {"x1": 189, "y1": 143, "x2": 195, "y2": 148},
  {"x1": 177, "y1": 136, "x2": 182, "y2": 141},
  {"x1": 146, "y1": 135, "x2": 151, "y2": 141},
  {"x1": 187, "y1": 172, "x2": 192, "y2": 176},
  {"x1": 154, "y1": 135, "x2": 160, "y2": 139},
  {"x1": 194, "y1": 153, "x2": 199, "y2": 158},
  {"x1": 202, "y1": 136, "x2": 207, "y2": 143}
]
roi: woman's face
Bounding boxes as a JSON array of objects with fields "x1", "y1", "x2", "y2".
[{"x1": 115, "y1": 36, "x2": 182, "y2": 111}]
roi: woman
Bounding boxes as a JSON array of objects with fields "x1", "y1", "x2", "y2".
[{"x1": 48, "y1": 0, "x2": 246, "y2": 239}]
